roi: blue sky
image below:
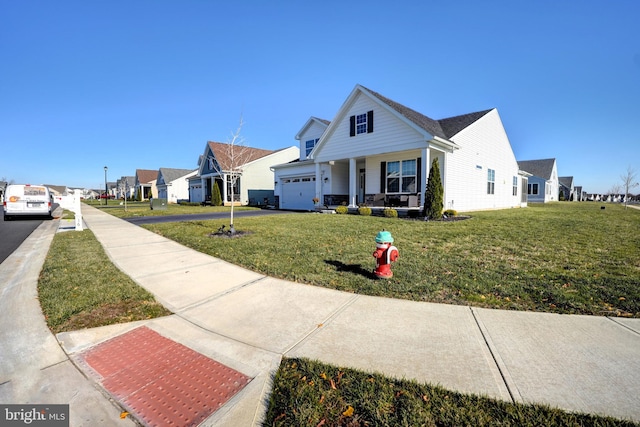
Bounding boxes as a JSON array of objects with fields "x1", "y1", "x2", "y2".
[{"x1": 2, "y1": 1, "x2": 639, "y2": 194}]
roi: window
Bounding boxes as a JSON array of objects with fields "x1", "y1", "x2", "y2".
[
  {"x1": 349, "y1": 110, "x2": 374, "y2": 136},
  {"x1": 487, "y1": 169, "x2": 495, "y2": 194},
  {"x1": 528, "y1": 183, "x2": 539, "y2": 195},
  {"x1": 305, "y1": 138, "x2": 318, "y2": 157},
  {"x1": 356, "y1": 113, "x2": 367, "y2": 134},
  {"x1": 386, "y1": 159, "x2": 416, "y2": 193},
  {"x1": 512, "y1": 176, "x2": 518, "y2": 196}
]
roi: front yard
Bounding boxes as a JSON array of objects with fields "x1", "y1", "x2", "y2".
[{"x1": 143, "y1": 202, "x2": 640, "y2": 317}]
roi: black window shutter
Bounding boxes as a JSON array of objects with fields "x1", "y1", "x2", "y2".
[
  {"x1": 367, "y1": 110, "x2": 374, "y2": 133},
  {"x1": 380, "y1": 162, "x2": 386, "y2": 193},
  {"x1": 349, "y1": 115, "x2": 355, "y2": 137},
  {"x1": 416, "y1": 157, "x2": 421, "y2": 194}
]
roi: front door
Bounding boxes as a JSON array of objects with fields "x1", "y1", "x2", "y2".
[{"x1": 358, "y1": 169, "x2": 366, "y2": 205}]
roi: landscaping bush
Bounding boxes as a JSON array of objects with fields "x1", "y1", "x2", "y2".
[
  {"x1": 335, "y1": 206, "x2": 348, "y2": 214},
  {"x1": 383, "y1": 208, "x2": 398, "y2": 218},
  {"x1": 444, "y1": 209, "x2": 457, "y2": 217},
  {"x1": 358, "y1": 206, "x2": 372, "y2": 216},
  {"x1": 211, "y1": 181, "x2": 223, "y2": 206}
]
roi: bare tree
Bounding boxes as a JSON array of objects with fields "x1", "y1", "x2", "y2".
[
  {"x1": 207, "y1": 116, "x2": 252, "y2": 234},
  {"x1": 620, "y1": 165, "x2": 638, "y2": 209}
]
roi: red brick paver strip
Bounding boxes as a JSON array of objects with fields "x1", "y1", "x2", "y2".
[{"x1": 78, "y1": 326, "x2": 251, "y2": 426}]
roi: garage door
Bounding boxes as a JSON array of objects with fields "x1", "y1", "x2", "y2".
[{"x1": 281, "y1": 176, "x2": 316, "y2": 210}]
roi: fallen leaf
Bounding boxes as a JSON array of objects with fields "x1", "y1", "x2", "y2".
[
  {"x1": 316, "y1": 419, "x2": 326, "y2": 427},
  {"x1": 120, "y1": 411, "x2": 129, "y2": 419},
  {"x1": 330, "y1": 379, "x2": 336, "y2": 390},
  {"x1": 342, "y1": 406, "x2": 354, "y2": 417}
]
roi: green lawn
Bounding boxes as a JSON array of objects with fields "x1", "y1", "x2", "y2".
[
  {"x1": 265, "y1": 357, "x2": 638, "y2": 427},
  {"x1": 84, "y1": 199, "x2": 259, "y2": 218},
  {"x1": 38, "y1": 229, "x2": 171, "y2": 333},
  {"x1": 143, "y1": 203, "x2": 640, "y2": 317}
]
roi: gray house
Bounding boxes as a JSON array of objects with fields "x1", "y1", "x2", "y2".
[
  {"x1": 518, "y1": 158, "x2": 559, "y2": 203},
  {"x1": 559, "y1": 176, "x2": 575, "y2": 201}
]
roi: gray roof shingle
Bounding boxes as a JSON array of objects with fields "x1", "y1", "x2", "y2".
[
  {"x1": 518, "y1": 159, "x2": 556, "y2": 180},
  {"x1": 362, "y1": 86, "x2": 492, "y2": 139}
]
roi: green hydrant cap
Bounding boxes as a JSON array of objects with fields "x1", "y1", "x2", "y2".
[{"x1": 375, "y1": 230, "x2": 394, "y2": 243}]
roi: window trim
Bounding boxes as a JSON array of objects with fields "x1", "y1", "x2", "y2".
[
  {"x1": 487, "y1": 168, "x2": 495, "y2": 195},
  {"x1": 386, "y1": 159, "x2": 417, "y2": 194},
  {"x1": 349, "y1": 110, "x2": 374, "y2": 136},
  {"x1": 305, "y1": 138, "x2": 318, "y2": 157}
]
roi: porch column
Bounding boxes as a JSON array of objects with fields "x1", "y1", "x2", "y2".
[
  {"x1": 442, "y1": 153, "x2": 448, "y2": 208},
  {"x1": 222, "y1": 174, "x2": 228, "y2": 205},
  {"x1": 349, "y1": 158, "x2": 357, "y2": 207},
  {"x1": 421, "y1": 148, "x2": 429, "y2": 206},
  {"x1": 315, "y1": 162, "x2": 322, "y2": 202}
]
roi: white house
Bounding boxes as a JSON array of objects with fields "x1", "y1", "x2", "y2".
[
  {"x1": 273, "y1": 84, "x2": 528, "y2": 213},
  {"x1": 189, "y1": 141, "x2": 299, "y2": 205},
  {"x1": 156, "y1": 168, "x2": 197, "y2": 203}
]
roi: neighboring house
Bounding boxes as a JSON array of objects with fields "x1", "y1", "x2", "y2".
[
  {"x1": 44, "y1": 185, "x2": 69, "y2": 198},
  {"x1": 189, "y1": 141, "x2": 299, "y2": 205},
  {"x1": 574, "y1": 185, "x2": 584, "y2": 201},
  {"x1": 134, "y1": 169, "x2": 158, "y2": 200},
  {"x1": 116, "y1": 176, "x2": 136, "y2": 199},
  {"x1": 273, "y1": 84, "x2": 527, "y2": 212},
  {"x1": 517, "y1": 159, "x2": 559, "y2": 203},
  {"x1": 559, "y1": 176, "x2": 575, "y2": 201},
  {"x1": 156, "y1": 168, "x2": 197, "y2": 203}
]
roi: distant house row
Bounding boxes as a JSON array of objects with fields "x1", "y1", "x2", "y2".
[{"x1": 100, "y1": 84, "x2": 598, "y2": 212}]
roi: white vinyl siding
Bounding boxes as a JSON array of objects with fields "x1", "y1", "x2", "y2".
[
  {"x1": 445, "y1": 109, "x2": 521, "y2": 212},
  {"x1": 298, "y1": 120, "x2": 327, "y2": 160},
  {"x1": 314, "y1": 95, "x2": 426, "y2": 162}
]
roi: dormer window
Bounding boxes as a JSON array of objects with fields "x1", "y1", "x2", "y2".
[
  {"x1": 305, "y1": 138, "x2": 319, "y2": 157},
  {"x1": 349, "y1": 110, "x2": 374, "y2": 136}
]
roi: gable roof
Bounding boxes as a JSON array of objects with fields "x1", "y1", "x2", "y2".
[
  {"x1": 158, "y1": 168, "x2": 197, "y2": 183},
  {"x1": 361, "y1": 85, "x2": 493, "y2": 139},
  {"x1": 206, "y1": 141, "x2": 276, "y2": 171},
  {"x1": 136, "y1": 169, "x2": 157, "y2": 184},
  {"x1": 517, "y1": 159, "x2": 556, "y2": 180},
  {"x1": 559, "y1": 176, "x2": 574, "y2": 188},
  {"x1": 295, "y1": 117, "x2": 331, "y2": 140}
]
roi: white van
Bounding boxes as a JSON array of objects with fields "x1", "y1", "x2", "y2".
[{"x1": 3, "y1": 184, "x2": 52, "y2": 220}]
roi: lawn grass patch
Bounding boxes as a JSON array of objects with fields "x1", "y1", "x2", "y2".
[
  {"x1": 265, "y1": 357, "x2": 638, "y2": 426},
  {"x1": 143, "y1": 203, "x2": 640, "y2": 316},
  {"x1": 84, "y1": 200, "x2": 259, "y2": 218},
  {"x1": 38, "y1": 229, "x2": 171, "y2": 333}
]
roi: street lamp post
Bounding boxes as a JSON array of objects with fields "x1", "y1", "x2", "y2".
[{"x1": 104, "y1": 166, "x2": 108, "y2": 206}]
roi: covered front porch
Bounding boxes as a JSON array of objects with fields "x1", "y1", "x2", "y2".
[{"x1": 313, "y1": 146, "x2": 449, "y2": 210}]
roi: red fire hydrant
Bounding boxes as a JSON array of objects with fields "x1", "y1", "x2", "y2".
[{"x1": 373, "y1": 230, "x2": 399, "y2": 279}]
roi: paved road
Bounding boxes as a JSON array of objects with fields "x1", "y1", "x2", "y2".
[
  {"x1": 122, "y1": 208, "x2": 299, "y2": 225},
  {"x1": 0, "y1": 206, "x2": 58, "y2": 264}
]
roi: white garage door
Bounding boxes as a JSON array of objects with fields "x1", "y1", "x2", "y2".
[{"x1": 281, "y1": 176, "x2": 316, "y2": 210}]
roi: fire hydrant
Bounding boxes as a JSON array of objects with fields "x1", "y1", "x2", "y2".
[{"x1": 373, "y1": 230, "x2": 399, "y2": 279}]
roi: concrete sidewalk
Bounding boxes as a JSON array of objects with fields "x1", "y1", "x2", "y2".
[{"x1": 3, "y1": 204, "x2": 640, "y2": 425}]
